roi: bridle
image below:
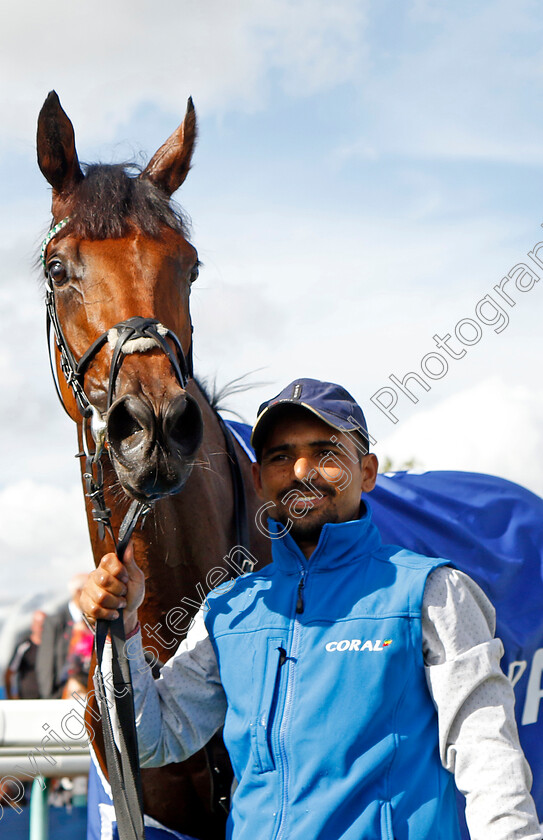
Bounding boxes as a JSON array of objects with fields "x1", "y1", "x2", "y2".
[
  {"x1": 41, "y1": 211, "x2": 248, "y2": 559},
  {"x1": 42, "y1": 216, "x2": 194, "y2": 539},
  {"x1": 42, "y1": 219, "x2": 193, "y2": 455}
]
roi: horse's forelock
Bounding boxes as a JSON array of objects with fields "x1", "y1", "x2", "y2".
[{"x1": 66, "y1": 163, "x2": 190, "y2": 240}]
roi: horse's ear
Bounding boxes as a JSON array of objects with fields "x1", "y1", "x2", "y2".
[
  {"x1": 141, "y1": 97, "x2": 197, "y2": 196},
  {"x1": 37, "y1": 91, "x2": 83, "y2": 194}
]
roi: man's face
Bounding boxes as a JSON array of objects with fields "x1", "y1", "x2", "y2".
[{"x1": 252, "y1": 407, "x2": 378, "y2": 557}]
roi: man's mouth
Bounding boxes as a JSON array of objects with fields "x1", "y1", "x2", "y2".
[
  {"x1": 292, "y1": 494, "x2": 321, "y2": 510},
  {"x1": 278, "y1": 485, "x2": 333, "y2": 513}
]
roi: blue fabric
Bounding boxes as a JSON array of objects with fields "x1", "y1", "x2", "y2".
[
  {"x1": 205, "y1": 510, "x2": 461, "y2": 840},
  {"x1": 86, "y1": 761, "x2": 103, "y2": 840},
  {"x1": 0, "y1": 803, "x2": 87, "y2": 839}
]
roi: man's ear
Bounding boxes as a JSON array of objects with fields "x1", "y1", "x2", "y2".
[
  {"x1": 361, "y1": 454, "x2": 379, "y2": 494},
  {"x1": 251, "y1": 461, "x2": 264, "y2": 498}
]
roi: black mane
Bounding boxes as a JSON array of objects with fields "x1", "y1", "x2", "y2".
[
  {"x1": 197, "y1": 372, "x2": 268, "y2": 419},
  {"x1": 65, "y1": 163, "x2": 190, "y2": 240}
]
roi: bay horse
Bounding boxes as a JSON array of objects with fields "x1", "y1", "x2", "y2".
[{"x1": 37, "y1": 91, "x2": 270, "y2": 839}]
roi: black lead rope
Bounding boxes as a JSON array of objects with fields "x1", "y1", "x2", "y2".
[
  {"x1": 93, "y1": 501, "x2": 148, "y2": 840},
  {"x1": 92, "y1": 421, "x2": 250, "y2": 833}
]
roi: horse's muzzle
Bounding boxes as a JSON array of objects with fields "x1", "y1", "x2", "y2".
[{"x1": 107, "y1": 392, "x2": 203, "y2": 499}]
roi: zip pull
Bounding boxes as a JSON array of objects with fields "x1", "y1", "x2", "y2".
[{"x1": 296, "y1": 572, "x2": 306, "y2": 614}]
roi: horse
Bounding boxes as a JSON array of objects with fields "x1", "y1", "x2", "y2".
[
  {"x1": 36, "y1": 93, "x2": 543, "y2": 839},
  {"x1": 37, "y1": 90, "x2": 270, "y2": 839}
]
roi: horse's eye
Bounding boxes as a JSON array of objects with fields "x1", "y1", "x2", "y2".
[
  {"x1": 189, "y1": 262, "x2": 200, "y2": 284},
  {"x1": 48, "y1": 260, "x2": 67, "y2": 285}
]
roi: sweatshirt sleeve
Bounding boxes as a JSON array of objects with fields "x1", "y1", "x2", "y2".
[
  {"x1": 101, "y1": 607, "x2": 227, "y2": 767},
  {"x1": 422, "y1": 566, "x2": 541, "y2": 840}
]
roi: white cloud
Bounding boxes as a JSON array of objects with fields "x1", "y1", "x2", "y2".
[
  {"x1": 376, "y1": 377, "x2": 543, "y2": 497},
  {"x1": 0, "y1": 0, "x2": 368, "y2": 150},
  {"x1": 187, "y1": 201, "x2": 543, "y2": 421},
  {"x1": 0, "y1": 480, "x2": 92, "y2": 599},
  {"x1": 4, "y1": 0, "x2": 543, "y2": 169},
  {"x1": 337, "y1": 1, "x2": 543, "y2": 165}
]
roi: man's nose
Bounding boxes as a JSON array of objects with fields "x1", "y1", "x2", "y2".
[{"x1": 293, "y1": 456, "x2": 313, "y2": 481}]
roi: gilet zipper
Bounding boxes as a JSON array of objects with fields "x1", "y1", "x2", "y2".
[{"x1": 274, "y1": 566, "x2": 306, "y2": 840}]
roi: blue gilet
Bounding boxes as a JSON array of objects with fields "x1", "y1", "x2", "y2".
[{"x1": 204, "y1": 505, "x2": 461, "y2": 840}]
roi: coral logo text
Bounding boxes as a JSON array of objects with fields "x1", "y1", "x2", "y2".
[{"x1": 325, "y1": 639, "x2": 393, "y2": 652}]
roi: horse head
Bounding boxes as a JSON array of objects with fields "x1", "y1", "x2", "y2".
[{"x1": 37, "y1": 91, "x2": 204, "y2": 501}]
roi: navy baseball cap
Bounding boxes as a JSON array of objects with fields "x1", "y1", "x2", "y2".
[{"x1": 251, "y1": 378, "x2": 369, "y2": 458}]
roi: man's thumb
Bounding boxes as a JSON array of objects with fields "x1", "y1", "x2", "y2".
[{"x1": 122, "y1": 539, "x2": 136, "y2": 568}]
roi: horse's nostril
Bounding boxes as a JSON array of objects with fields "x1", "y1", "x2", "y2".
[
  {"x1": 163, "y1": 394, "x2": 203, "y2": 456},
  {"x1": 107, "y1": 397, "x2": 153, "y2": 460},
  {"x1": 107, "y1": 394, "x2": 202, "y2": 477}
]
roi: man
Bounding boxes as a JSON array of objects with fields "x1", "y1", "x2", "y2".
[
  {"x1": 36, "y1": 572, "x2": 89, "y2": 699},
  {"x1": 81, "y1": 378, "x2": 541, "y2": 840},
  {"x1": 5, "y1": 609, "x2": 45, "y2": 699}
]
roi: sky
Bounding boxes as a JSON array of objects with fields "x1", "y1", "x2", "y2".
[{"x1": 1, "y1": 0, "x2": 543, "y2": 602}]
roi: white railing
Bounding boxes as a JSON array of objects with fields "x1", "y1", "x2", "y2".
[
  {"x1": 0, "y1": 699, "x2": 90, "y2": 839},
  {"x1": 0, "y1": 698, "x2": 90, "y2": 778}
]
